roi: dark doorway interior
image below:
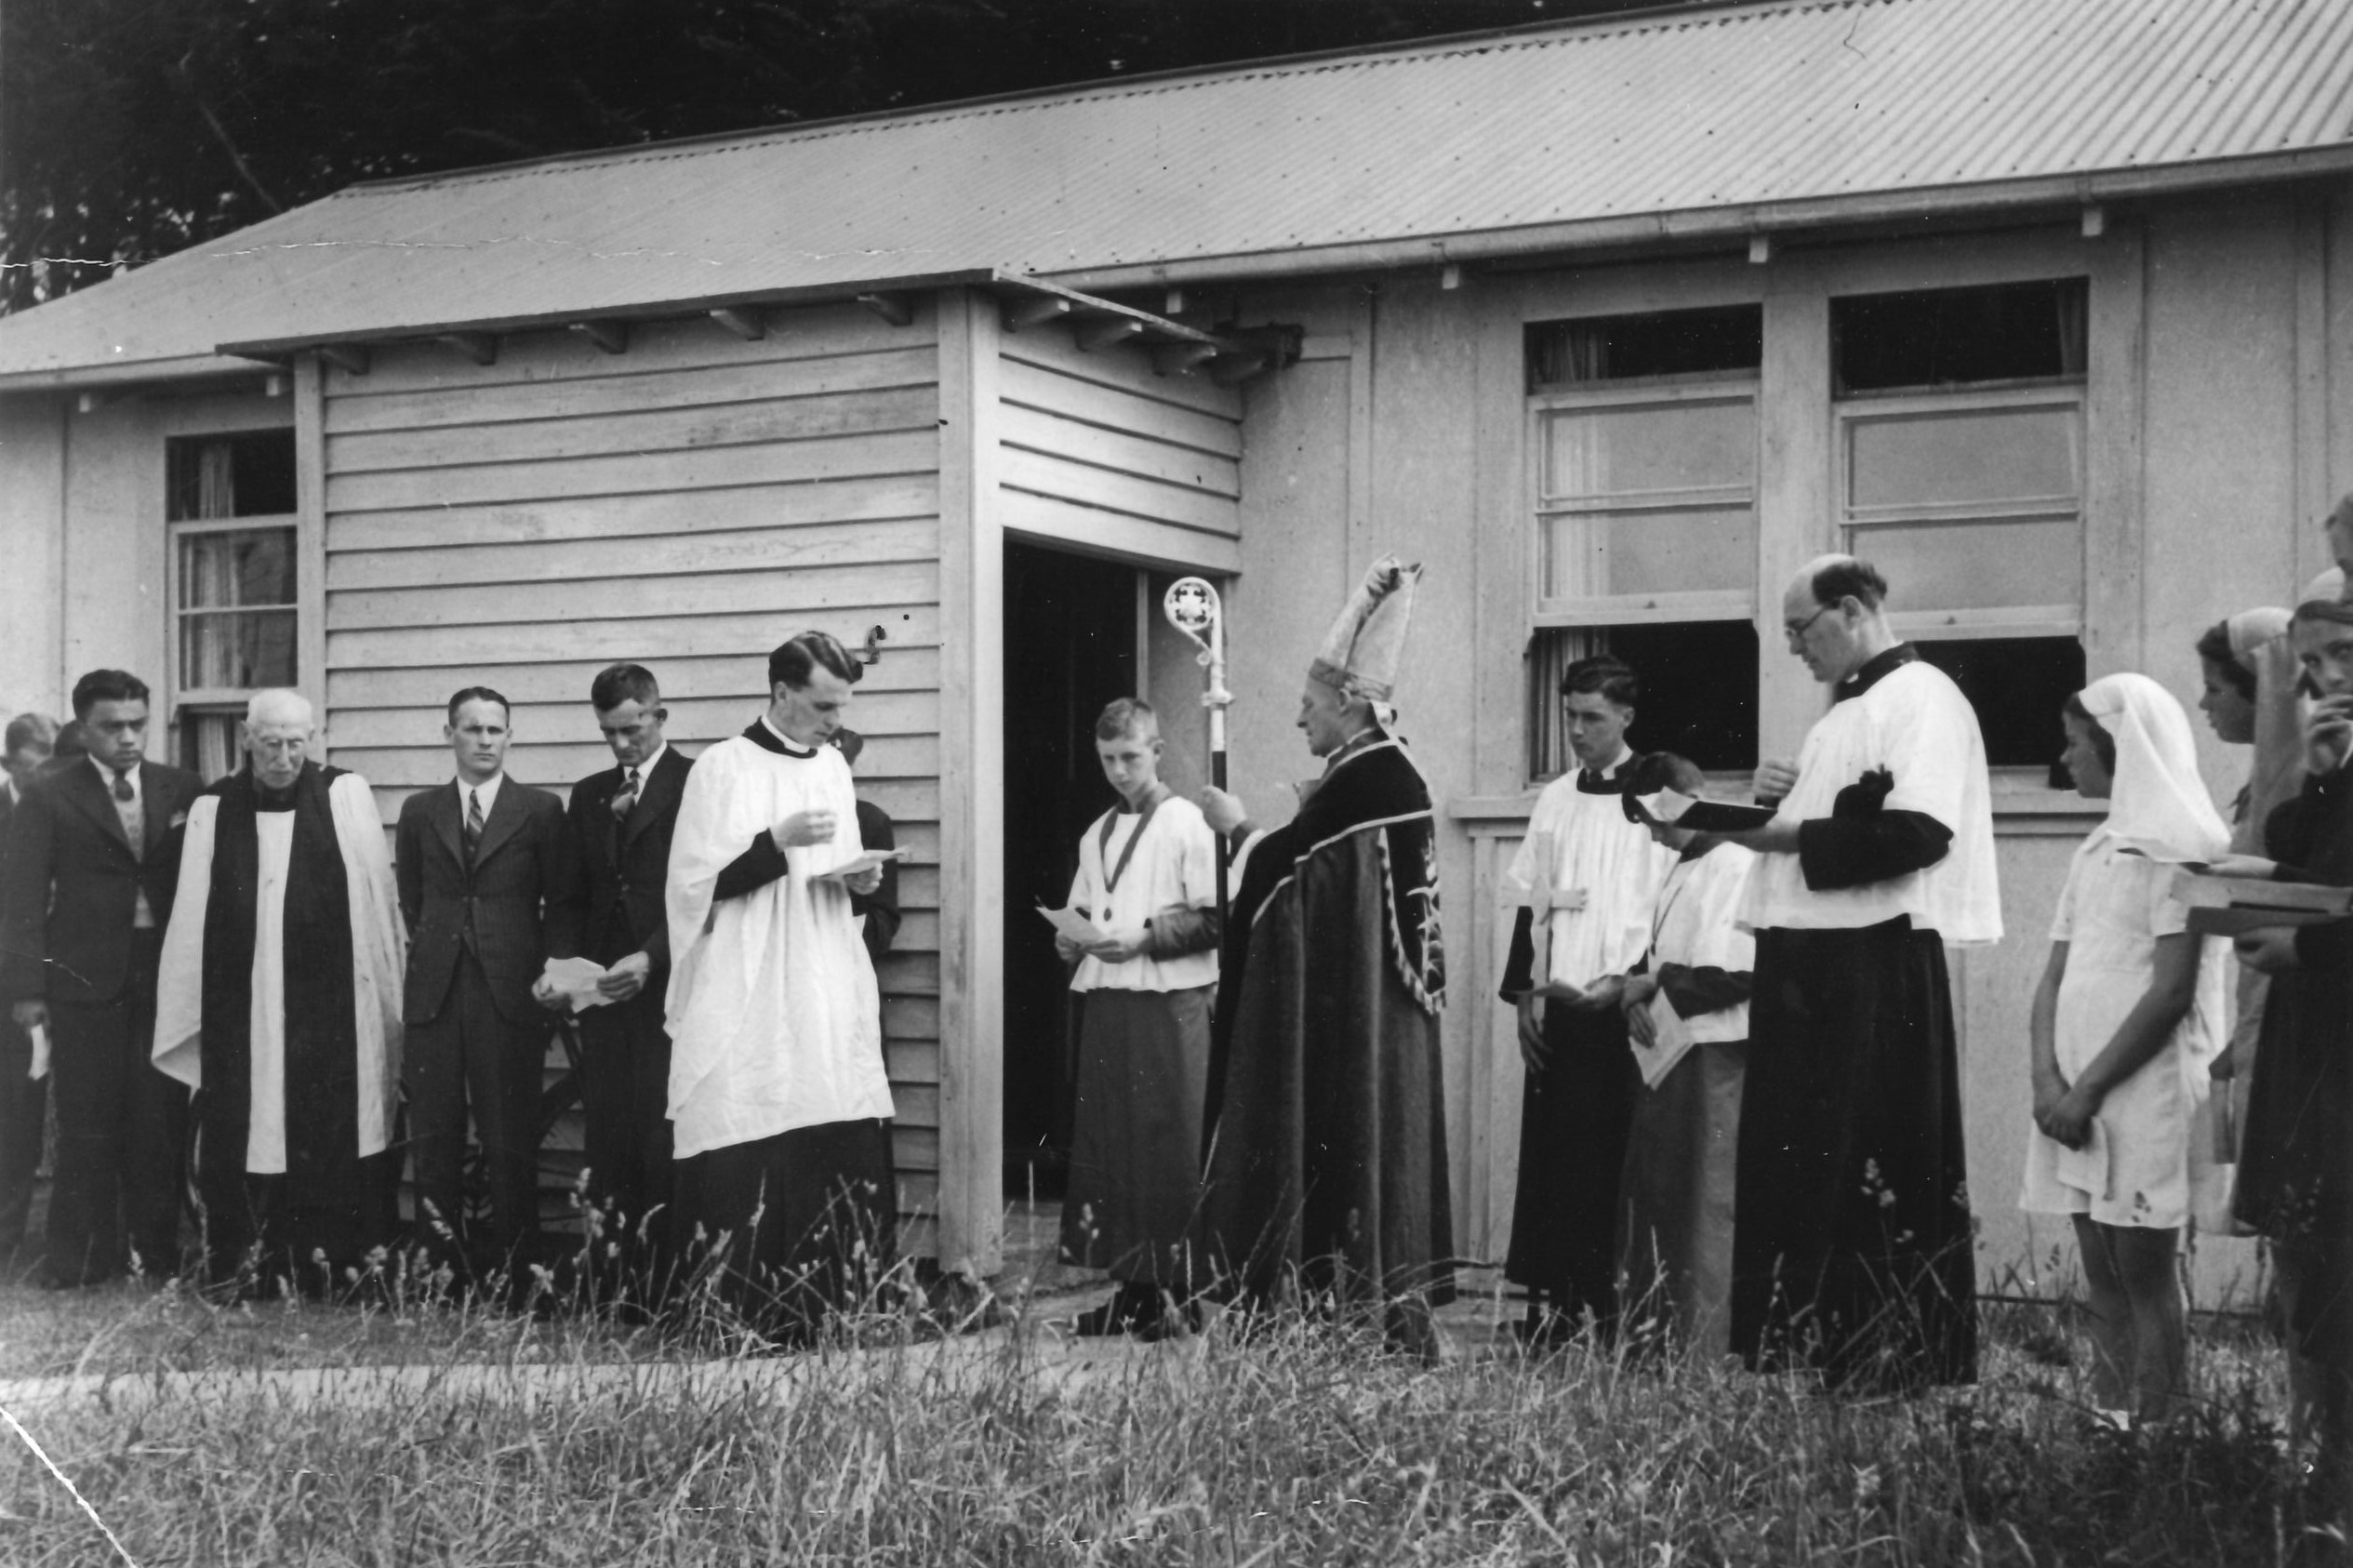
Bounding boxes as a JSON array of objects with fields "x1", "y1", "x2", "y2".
[{"x1": 1002, "y1": 541, "x2": 1137, "y2": 1200}]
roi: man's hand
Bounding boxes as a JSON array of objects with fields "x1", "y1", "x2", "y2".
[
  {"x1": 1198, "y1": 786, "x2": 1249, "y2": 838},
  {"x1": 1084, "y1": 932, "x2": 1149, "y2": 964},
  {"x1": 1516, "y1": 993, "x2": 1548, "y2": 1074},
  {"x1": 1554, "y1": 888, "x2": 1589, "y2": 913},
  {"x1": 596, "y1": 951, "x2": 652, "y2": 1002},
  {"x1": 1053, "y1": 933, "x2": 1085, "y2": 965},
  {"x1": 530, "y1": 975, "x2": 569, "y2": 1012},
  {"x1": 2234, "y1": 925, "x2": 2303, "y2": 975},
  {"x1": 2306, "y1": 695, "x2": 2353, "y2": 777},
  {"x1": 1625, "y1": 1000, "x2": 1657, "y2": 1048},
  {"x1": 770, "y1": 808, "x2": 838, "y2": 850},
  {"x1": 9, "y1": 1001, "x2": 45, "y2": 1032},
  {"x1": 845, "y1": 865, "x2": 884, "y2": 897},
  {"x1": 2204, "y1": 854, "x2": 2278, "y2": 880},
  {"x1": 1753, "y1": 758, "x2": 1801, "y2": 802}
]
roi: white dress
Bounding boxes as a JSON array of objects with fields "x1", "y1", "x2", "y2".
[{"x1": 2018, "y1": 829, "x2": 2227, "y2": 1228}]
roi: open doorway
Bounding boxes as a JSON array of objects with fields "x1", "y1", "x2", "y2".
[{"x1": 1001, "y1": 542, "x2": 1139, "y2": 1202}]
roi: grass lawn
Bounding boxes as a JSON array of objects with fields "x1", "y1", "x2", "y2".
[{"x1": 0, "y1": 1259, "x2": 2337, "y2": 1567}]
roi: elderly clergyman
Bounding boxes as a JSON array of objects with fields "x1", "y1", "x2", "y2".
[
  {"x1": 154, "y1": 689, "x2": 405, "y2": 1288},
  {"x1": 1718, "y1": 555, "x2": 1999, "y2": 1390},
  {"x1": 1197, "y1": 555, "x2": 1453, "y2": 1357}
]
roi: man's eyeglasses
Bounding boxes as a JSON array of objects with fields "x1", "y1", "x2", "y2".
[{"x1": 1783, "y1": 604, "x2": 1834, "y2": 644}]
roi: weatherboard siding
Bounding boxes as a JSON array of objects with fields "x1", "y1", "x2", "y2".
[
  {"x1": 994, "y1": 325, "x2": 1243, "y2": 571},
  {"x1": 313, "y1": 301, "x2": 949, "y2": 1228}
]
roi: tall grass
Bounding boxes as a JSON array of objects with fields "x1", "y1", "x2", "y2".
[{"x1": 0, "y1": 1294, "x2": 2333, "y2": 1566}]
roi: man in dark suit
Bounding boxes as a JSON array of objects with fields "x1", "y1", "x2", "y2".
[
  {"x1": 1, "y1": 672, "x2": 200, "y2": 1285},
  {"x1": 395, "y1": 685, "x2": 580, "y2": 1275},
  {"x1": 559, "y1": 663, "x2": 692, "y2": 1297},
  {"x1": 0, "y1": 711, "x2": 59, "y2": 1266}
]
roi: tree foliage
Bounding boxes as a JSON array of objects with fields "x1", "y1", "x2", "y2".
[{"x1": 0, "y1": 0, "x2": 1655, "y2": 312}]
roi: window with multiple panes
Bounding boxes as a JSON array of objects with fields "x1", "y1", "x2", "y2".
[
  {"x1": 166, "y1": 430, "x2": 299, "y2": 780},
  {"x1": 1522, "y1": 280, "x2": 2092, "y2": 783},
  {"x1": 1524, "y1": 307, "x2": 1762, "y2": 776},
  {"x1": 1831, "y1": 279, "x2": 2088, "y2": 769}
]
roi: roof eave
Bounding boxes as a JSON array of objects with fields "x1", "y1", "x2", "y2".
[
  {"x1": 215, "y1": 268, "x2": 1004, "y2": 359},
  {"x1": 1040, "y1": 145, "x2": 2353, "y2": 292},
  {"x1": 0, "y1": 352, "x2": 280, "y2": 395}
]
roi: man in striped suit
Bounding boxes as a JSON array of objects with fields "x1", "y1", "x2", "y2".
[{"x1": 395, "y1": 686, "x2": 580, "y2": 1279}]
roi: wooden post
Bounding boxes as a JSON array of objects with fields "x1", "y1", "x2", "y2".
[
  {"x1": 934, "y1": 287, "x2": 1007, "y2": 1280},
  {"x1": 294, "y1": 352, "x2": 330, "y2": 763}
]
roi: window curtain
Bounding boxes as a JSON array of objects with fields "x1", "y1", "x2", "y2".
[
  {"x1": 1526, "y1": 627, "x2": 1599, "y2": 779},
  {"x1": 1528, "y1": 322, "x2": 1610, "y2": 392},
  {"x1": 2055, "y1": 280, "x2": 2087, "y2": 379}
]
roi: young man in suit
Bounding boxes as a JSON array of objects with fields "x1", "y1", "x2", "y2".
[
  {"x1": 560, "y1": 663, "x2": 692, "y2": 1299},
  {"x1": 395, "y1": 686, "x2": 581, "y2": 1277},
  {"x1": 0, "y1": 711, "x2": 58, "y2": 1266},
  {"x1": 0, "y1": 673, "x2": 201, "y2": 1285}
]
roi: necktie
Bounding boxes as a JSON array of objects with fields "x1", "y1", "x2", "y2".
[
  {"x1": 610, "y1": 767, "x2": 639, "y2": 822},
  {"x1": 112, "y1": 769, "x2": 135, "y2": 804},
  {"x1": 465, "y1": 788, "x2": 485, "y2": 862}
]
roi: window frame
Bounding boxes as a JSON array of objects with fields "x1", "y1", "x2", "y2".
[
  {"x1": 1833, "y1": 380, "x2": 2087, "y2": 645},
  {"x1": 162, "y1": 422, "x2": 303, "y2": 777},
  {"x1": 1527, "y1": 374, "x2": 1762, "y2": 630}
]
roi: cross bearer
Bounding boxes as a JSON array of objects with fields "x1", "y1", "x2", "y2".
[{"x1": 1056, "y1": 697, "x2": 1221, "y2": 1337}]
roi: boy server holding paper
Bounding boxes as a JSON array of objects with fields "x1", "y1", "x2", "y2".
[
  {"x1": 1615, "y1": 751, "x2": 1758, "y2": 1361},
  {"x1": 1049, "y1": 698, "x2": 1221, "y2": 1337}
]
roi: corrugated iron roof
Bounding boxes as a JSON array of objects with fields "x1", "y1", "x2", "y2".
[{"x1": 4, "y1": 0, "x2": 2351, "y2": 380}]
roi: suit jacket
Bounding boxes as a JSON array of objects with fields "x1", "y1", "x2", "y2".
[
  {"x1": 562, "y1": 745, "x2": 693, "y2": 972},
  {"x1": 395, "y1": 777, "x2": 582, "y2": 1026},
  {"x1": 0, "y1": 759, "x2": 203, "y2": 1003}
]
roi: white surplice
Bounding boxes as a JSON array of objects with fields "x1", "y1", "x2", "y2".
[
  {"x1": 153, "y1": 772, "x2": 406, "y2": 1173},
  {"x1": 664, "y1": 733, "x2": 893, "y2": 1160},
  {"x1": 1633, "y1": 842, "x2": 1758, "y2": 1089},
  {"x1": 1498, "y1": 755, "x2": 1678, "y2": 993},
  {"x1": 1067, "y1": 795, "x2": 1220, "y2": 994},
  {"x1": 1739, "y1": 658, "x2": 2002, "y2": 944}
]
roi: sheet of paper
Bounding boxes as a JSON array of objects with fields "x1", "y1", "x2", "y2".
[
  {"x1": 1038, "y1": 905, "x2": 1110, "y2": 946},
  {"x1": 542, "y1": 955, "x2": 614, "y2": 1014},
  {"x1": 26, "y1": 1022, "x2": 48, "y2": 1082},
  {"x1": 809, "y1": 847, "x2": 910, "y2": 882},
  {"x1": 1628, "y1": 990, "x2": 1696, "y2": 1090}
]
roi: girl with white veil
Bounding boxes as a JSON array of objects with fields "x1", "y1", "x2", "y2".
[{"x1": 2021, "y1": 672, "x2": 2231, "y2": 1427}]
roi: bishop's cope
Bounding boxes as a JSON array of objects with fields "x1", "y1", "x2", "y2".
[
  {"x1": 1716, "y1": 554, "x2": 2001, "y2": 1391},
  {"x1": 153, "y1": 689, "x2": 407, "y2": 1288},
  {"x1": 1196, "y1": 554, "x2": 1453, "y2": 1360},
  {"x1": 661, "y1": 630, "x2": 897, "y2": 1337}
]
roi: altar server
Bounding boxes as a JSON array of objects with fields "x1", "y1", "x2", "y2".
[
  {"x1": 1721, "y1": 555, "x2": 1999, "y2": 1390},
  {"x1": 1496, "y1": 655, "x2": 1676, "y2": 1343},
  {"x1": 664, "y1": 631, "x2": 895, "y2": 1336},
  {"x1": 1056, "y1": 698, "x2": 1221, "y2": 1336},
  {"x1": 1614, "y1": 751, "x2": 1757, "y2": 1360}
]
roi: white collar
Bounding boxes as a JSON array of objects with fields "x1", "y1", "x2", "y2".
[
  {"x1": 622, "y1": 741, "x2": 667, "y2": 778},
  {"x1": 457, "y1": 771, "x2": 506, "y2": 813},
  {"x1": 759, "y1": 714, "x2": 818, "y2": 757}
]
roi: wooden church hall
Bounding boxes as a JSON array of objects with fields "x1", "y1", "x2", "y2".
[{"x1": 1, "y1": 0, "x2": 2350, "y2": 1301}]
